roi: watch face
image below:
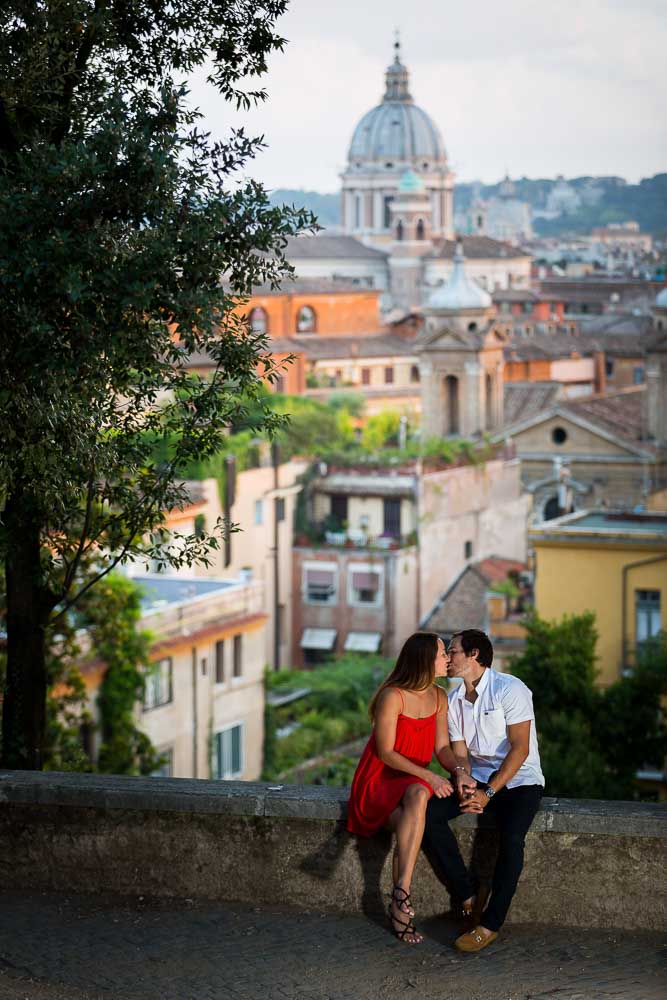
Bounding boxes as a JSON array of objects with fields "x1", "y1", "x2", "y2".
[{"x1": 484, "y1": 787, "x2": 494, "y2": 798}]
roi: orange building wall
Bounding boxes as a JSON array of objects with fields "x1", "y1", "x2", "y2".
[
  {"x1": 239, "y1": 290, "x2": 385, "y2": 337},
  {"x1": 261, "y1": 349, "x2": 306, "y2": 395},
  {"x1": 504, "y1": 359, "x2": 552, "y2": 382}
]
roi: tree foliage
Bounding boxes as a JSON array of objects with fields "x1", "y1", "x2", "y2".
[
  {"x1": 511, "y1": 613, "x2": 667, "y2": 800},
  {"x1": 0, "y1": 0, "x2": 314, "y2": 767}
]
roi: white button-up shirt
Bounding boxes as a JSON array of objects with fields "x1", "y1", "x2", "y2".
[{"x1": 448, "y1": 668, "x2": 545, "y2": 789}]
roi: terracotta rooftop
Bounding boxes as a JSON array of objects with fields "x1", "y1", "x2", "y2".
[
  {"x1": 248, "y1": 276, "x2": 380, "y2": 296},
  {"x1": 428, "y1": 236, "x2": 529, "y2": 261},
  {"x1": 503, "y1": 382, "x2": 563, "y2": 423},
  {"x1": 290, "y1": 333, "x2": 417, "y2": 360},
  {"x1": 562, "y1": 386, "x2": 648, "y2": 445},
  {"x1": 284, "y1": 234, "x2": 388, "y2": 260}
]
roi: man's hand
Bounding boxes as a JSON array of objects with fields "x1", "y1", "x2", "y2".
[
  {"x1": 459, "y1": 788, "x2": 488, "y2": 814},
  {"x1": 453, "y1": 769, "x2": 477, "y2": 800}
]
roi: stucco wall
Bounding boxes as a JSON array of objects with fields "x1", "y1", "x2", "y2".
[
  {"x1": 0, "y1": 772, "x2": 664, "y2": 932},
  {"x1": 533, "y1": 540, "x2": 667, "y2": 685}
]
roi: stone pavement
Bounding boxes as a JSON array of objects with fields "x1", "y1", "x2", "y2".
[{"x1": 0, "y1": 892, "x2": 664, "y2": 1000}]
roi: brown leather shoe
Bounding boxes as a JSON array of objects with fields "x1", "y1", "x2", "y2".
[{"x1": 455, "y1": 925, "x2": 498, "y2": 953}]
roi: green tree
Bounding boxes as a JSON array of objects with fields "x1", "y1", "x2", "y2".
[
  {"x1": 0, "y1": 1, "x2": 313, "y2": 768},
  {"x1": 511, "y1": 613, "x2": 667, "y2": 799}
]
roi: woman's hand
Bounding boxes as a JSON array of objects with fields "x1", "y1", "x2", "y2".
[{"x1": 428, "y1": 773, "x2": 454, "y2": 798}]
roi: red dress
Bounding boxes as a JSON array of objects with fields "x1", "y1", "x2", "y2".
[{"x1": 347, "y1": 688, "x2": 438, "y2": 837}]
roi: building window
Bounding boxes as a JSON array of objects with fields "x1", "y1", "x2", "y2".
[
  {"x1": 144, "y1": 657, "x2": 173, "y2": 711},
  {"x1": 254, "y1": 499, "x2": 263, "y2": 525},
  {"x1": 361, "y1": 367, "x2": 371, "y2": 386},
  {"x1": 274, "y1": 375, "x2": 285, "y2": 393},
  {"x1": 636, "y1": 590, "x2": 661, "y2": 649},
  {"x1": 383, "y1": 498, "x2": 401, "y2": 539},
  {"x1": 213, "y1": 724, "x2": 243, "y2": 779},
  {"x1": 201, "y1": 656, "x2": 207, "y2": 676},
  {"x1": 348, "y1": 566, "x2": 383, "y2": 607},
  {"x1": 416, "y1": 219, "x2": 425, "y2": 241},
  {"x1": 467, "y1": 321, "x2": 477, "y2": 332},
  {"x1": 396, "y1": 220, "x2": 404, "y2": 241},
  {"x1": 464, "y1": 540, "x2": 473, "y2": 560},
  {"x1": 276, "y1": 497, "x2": 285, "y2": 522},
  {"x1": 151, "y1": 748, "x2": 174, "y2": 778},
  {"x1": 330, "y1": 494, "x2": 348, "y2": 528},
  {"x1": 383, "y1": 196, "x2": 394, "y2": 228},
  {"x1": 410, "y1": 365, "x2": 420, "y2": 383},
  {"x1": 215, "y1": 640, "x2": 225, "y2": 684},
  {"x1": 233, "y1": 634, "x2": 243, "y2": 678},
  {"x1": 523, "y1": 302, "x2": 532, "y2": 315},
  {"x1": 551, "y1": 426, "x2": 568, "y2": 445},
  {"x1": 354, "y1": 194, "x2": 361, "y2": 229},
  {"x1": 633, "y1": 366, "x2": 645, "y2": 385},
  {"x1": 249, "y1": 307, "x2": 268, "y2": 334},
  {"x1": 444, "y1": 375, "x2": 460, "y2": 435},
  {"x1": 303, "y1": 564, "x2": 337, "y2": 604},
  {"x1": 296, "y1": 305, "x2": 316, "y2": 333},
  {"x1": 384, "y1": 366, "x2": 394, "y2": 384},
  {"x1": 605, "y1": 358, "x2": 615, "y2": 378}
]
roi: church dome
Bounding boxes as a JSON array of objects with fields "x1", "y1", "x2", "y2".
[
  {"x1": 428, "y1": 241, "x2": 492, "y2": 310},
  {"x1": 347, "y1": 43, "x2": 446, "y2": 168},
  {"x1": 655, "y1": 286, "x2": 667, "y2": 308}
]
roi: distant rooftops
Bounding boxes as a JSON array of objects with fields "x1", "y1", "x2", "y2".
[
  {"x1": 284, "y1": 234, "x2": 388, "y2": 260},
  {"x1": 249, "y1": 276, "x2": 381, "y2": 296},
  {"x1": 428, "y1": 236, "x2": 529, "y2": 261}
]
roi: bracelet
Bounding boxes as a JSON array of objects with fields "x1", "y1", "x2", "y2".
[{"x1": 454, "y1": 766, "x2": 469, "y2": 774}]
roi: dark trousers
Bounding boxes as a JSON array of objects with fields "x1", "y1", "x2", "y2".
[{"x1": 424, "y1": 783, "x2": 543, "y2": 932}]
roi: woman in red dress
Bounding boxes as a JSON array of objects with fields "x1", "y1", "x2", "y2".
[{"x1": 347, "y1": 632, "x2": 464, "y2": 944}]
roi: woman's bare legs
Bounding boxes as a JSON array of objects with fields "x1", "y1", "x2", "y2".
[{"x1": 386, "y1": 783, "x2": 430, "y2": 943}]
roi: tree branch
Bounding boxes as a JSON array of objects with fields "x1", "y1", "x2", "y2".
[{"x1": 50, "y1": 0, "x2": 107, "y2": 147}]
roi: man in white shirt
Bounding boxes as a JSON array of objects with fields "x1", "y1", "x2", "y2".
[{"x1": 425, "y1": 628, "x2": 544, "y2": 953}]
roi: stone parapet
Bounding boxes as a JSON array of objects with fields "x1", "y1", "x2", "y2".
[{"x1": 1, "y1": 771, "x2": 665, "y2": 930}]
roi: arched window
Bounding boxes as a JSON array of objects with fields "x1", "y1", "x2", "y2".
[
  {"x1": 383, "y1": 196, "x2": 394, "y2": 229},
  {"x1": 296, "y1": 305, "x2": 316, "y2": 333},
  {"x1": 543, "y1": 496, "x2": 561, "y2": 520},
  {"x1": 444, "y1": 375, "x2": 460, "y2": 434},
  {"x1": 249, "y1": 307, "x2": 268, "y2": 334},
  {"x1": 396, "y1": 220, "x2": 404, "y2": 242},
  {"x1": 410, "y1": 365, "x2": 420, "y2": 384},
  {"x1": 416, "y1": 219, "x2": 425, "y2": 241}
]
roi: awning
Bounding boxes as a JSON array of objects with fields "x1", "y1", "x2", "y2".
[
  {"x1": 306, "y1": 569, "x2": 335, "y2": 586},
  {"x1": 351, "y1": 571, "x2": 380, "y2": 591},
  {"x1": 344, "y1": 631, "x2": 382, "y2": 653},
  {"x1": 300, "y1": 628, "x2": 337, "y2": 651}
]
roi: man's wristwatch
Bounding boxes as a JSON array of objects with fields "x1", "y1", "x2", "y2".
[{"x1": 483, "y1": 786, "x2": 495, "y2": 799}]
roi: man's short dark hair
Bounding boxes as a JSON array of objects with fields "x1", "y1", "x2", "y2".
[{"x1": 454, "y1": 629, "x2": 494, "y2": 668}]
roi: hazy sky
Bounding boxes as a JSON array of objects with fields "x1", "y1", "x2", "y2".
[{"x1": 190, "y1": 0, "x2": 666, "y2": 193}]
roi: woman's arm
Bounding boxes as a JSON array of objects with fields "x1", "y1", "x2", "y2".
[{"x1": 375, "y1": 688, "x2": 453, "y2": 797}]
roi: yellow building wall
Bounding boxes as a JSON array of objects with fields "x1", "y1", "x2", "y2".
[{"x1": 533, "y1": 541, "x2": 667, "y2": 686}]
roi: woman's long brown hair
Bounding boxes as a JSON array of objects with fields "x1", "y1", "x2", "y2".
[{"x1": 368, "y1": 631, "x2": 441, "y2": 721}]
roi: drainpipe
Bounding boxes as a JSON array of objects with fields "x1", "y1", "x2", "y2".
[
  {"x1": 272, "y1": 441, "x2": 281, "y2": 671},
  {"x1": 621, "y1": 554, "x2": 667, "y2": 670},
  {"x1": 191, "y1": 645, "x2": 198, "y2": 778}
]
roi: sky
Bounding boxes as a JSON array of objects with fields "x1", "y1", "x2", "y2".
[{"x1": 189, "y1": 0, "x2": 667, "y2": 193}]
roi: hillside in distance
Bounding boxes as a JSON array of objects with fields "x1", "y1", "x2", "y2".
[{"x1": 269, "y1": 175, "x2": 667, "y2": 236}]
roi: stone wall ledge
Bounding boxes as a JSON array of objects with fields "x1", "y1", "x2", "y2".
[
  {"x1": 1, "y1": 769, "x2": 665, "y2": 837},
  {"x1": 2, "y1": 770, "x2": 666, "y2": 931}
]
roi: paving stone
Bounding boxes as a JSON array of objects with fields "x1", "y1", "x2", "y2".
[{"x1": 0, "y1": 892, "x2": 664, "y2": 1000}]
